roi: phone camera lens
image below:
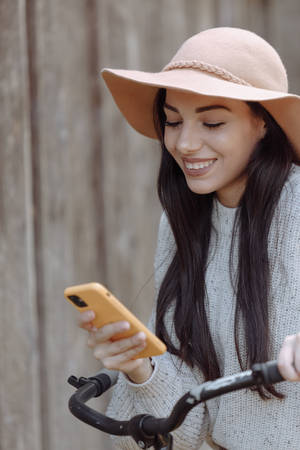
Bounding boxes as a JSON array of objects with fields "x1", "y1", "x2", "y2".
[{"x1": 68, "y1": 295, "x2": 88, "y2": 308}]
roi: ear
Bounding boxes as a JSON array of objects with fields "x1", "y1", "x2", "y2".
[{"x1": 259, "y1": 120, "x2": 267, "y2": 140}]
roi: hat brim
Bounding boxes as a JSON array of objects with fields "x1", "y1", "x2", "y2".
[{"x1": 101, "y1": 68, "x2": 300, "y2": 161}]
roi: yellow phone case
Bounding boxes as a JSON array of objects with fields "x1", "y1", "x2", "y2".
[{"x1": 64, "y1": 282, "x2": 166, "y2": 359}]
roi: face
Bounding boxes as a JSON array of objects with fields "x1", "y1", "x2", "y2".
[{"x1": 163, "y1": 90, "x2": 266, "y2": 207}]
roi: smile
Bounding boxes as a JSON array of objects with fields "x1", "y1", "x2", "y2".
[
  {"x1": 182, "y1": 158, "x2": 217, "y2": 177},
  {"x1": 184, "y1": 159, "x2": 216, "y2": 169}
]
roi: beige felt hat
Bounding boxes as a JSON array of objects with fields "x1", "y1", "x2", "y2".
[{"x1": 101, "y1": 27, "x2": 300, "y2": 161}]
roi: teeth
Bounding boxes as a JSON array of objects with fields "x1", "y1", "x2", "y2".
[{"x1": 185, "y1": 159, "x2": 215, "y2": 169}]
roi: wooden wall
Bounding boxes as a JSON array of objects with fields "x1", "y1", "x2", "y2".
[{"x1": 1, "y1": 1, "x2": 299, "y2": 449}]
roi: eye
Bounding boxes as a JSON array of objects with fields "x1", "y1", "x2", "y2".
[
  {"x1": 165, "y1": 121, "x2": 182, "y2": 128},
  {"x1": 203, "y1": 122, "x2": 225, "y2": 129},
  {"x1": 165, "y1": 121, "x2": 225, "y2": 129}
]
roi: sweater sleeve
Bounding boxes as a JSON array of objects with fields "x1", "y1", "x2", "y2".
[{"x1": 106, "y1": 211, "x2": 209, "y2": 449}]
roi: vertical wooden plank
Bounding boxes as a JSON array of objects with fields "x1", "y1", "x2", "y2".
[
  {"x1": 215, "y1": 0, "x2": 235, "y2": 26},
  {"x1": 267, "y1": 0, "x2": 300, "y2": 93},
  {"x1": 29, "y1": 0, "x2": 110, "y2": 448},
  {"x1": 98, "y1": 0, "x2": 163, "y2": 321},
  {"x1": 214, "y1": 0, "x2": 268, "y2": 37},
  {"x1": 0, "y1": 1, "x2": 42, "y2": 449},
  {"x1": 246, "y1": 0, "x2": 270, "y2": 37},
  {"x1": 184, "y1": 0, "x2": 217, "y2": 33}
]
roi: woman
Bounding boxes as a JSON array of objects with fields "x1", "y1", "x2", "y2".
[{"x1": 79, "y1": 27, "x2": 300, "y2": 449}]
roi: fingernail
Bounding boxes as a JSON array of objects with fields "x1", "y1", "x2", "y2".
[
  {"x1": 137, "y1": 332, "x2": 146, "y2": 340},
  {"x1": 121, "y1": 321, "x2": 130, "y2": 330},
  {"x1": 85, "y1": 310, "x2": 95, "y2": 319}
]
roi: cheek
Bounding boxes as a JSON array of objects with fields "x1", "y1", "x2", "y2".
[
  {"x1": 164, "y1": 135, "x2": 180, "y2": 162},
  {"x1": 218, "y1": 126, "x2": 259, "y2": 162},
  {"x1": 164, "y1": 132, "x2": 174, "y2": 152}
]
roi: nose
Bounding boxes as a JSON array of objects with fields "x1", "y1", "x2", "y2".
[{"x1": 176, "y1": 123, "x2": 204, "y2": 155}]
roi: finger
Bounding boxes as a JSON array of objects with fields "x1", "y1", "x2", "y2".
[
  {"x1": 78, "y1": 310, "x2": 96, "y2": 329},
  {"x1": 88, "y1": 321, "x2": 130, "y2": 345},
  {"x1": 83, "y1": 323, "x2": 97, "y2": 332},
  {"x1": 91, "y1": 332, "x2": 146, "y2": 357},
  {"x1": 109, "y1": 332, "x2": 147, "y2": 356},
  {"x1": 278, "y1": 335, "x2": 299, "y2": 381},
  {"x1": 97, "y1": 342, "x2": 146, "y2": 369},
  {"x1": 90, "y1": 329, "x2": 146, "y2": 351},
  {"x1": 294, "y1": 333, "x2": 300, "y2": 376}
]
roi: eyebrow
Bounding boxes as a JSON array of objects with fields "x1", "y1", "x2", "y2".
[{"x1": 163, "y1": 102, "x2": 231, "y2": 113}]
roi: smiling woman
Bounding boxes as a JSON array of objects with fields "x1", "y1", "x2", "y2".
[{"x1": 87, "y1": 27, "x2": 300, "y2": 449}]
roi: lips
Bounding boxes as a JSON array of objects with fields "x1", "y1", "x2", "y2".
[
  {"x1": 183, "y1": 157, "x2": 217, "y2": 163},
  {"x1": 182, "y1": 158, "x2": 217, "y2": 176}
]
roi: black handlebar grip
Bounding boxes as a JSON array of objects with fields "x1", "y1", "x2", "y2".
[
  {"x1": 88, "y1": 369, "x2": 119, "y2": 397},
  {"x1": 252, "y1": 360, "x2": 284, "y2": 385},
  {"x1": 263, "y1": 360, "x2": 284, "y2": 384}
]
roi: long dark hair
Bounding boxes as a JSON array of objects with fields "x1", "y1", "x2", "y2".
[{"x1": 153, "y1": 88, "x2": 297, "y2": 400}]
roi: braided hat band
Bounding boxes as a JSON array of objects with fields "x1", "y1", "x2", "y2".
[{"x1": 162, "y1": 60, "x2": 252, "y2": 87}]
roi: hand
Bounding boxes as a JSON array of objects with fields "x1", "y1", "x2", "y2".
[
  {"x1": 278, "y1": 333, "x2": 300, "y2": 381},
  {"x1": 78, "y1": 310, "x2": 154, "y2": 384}
]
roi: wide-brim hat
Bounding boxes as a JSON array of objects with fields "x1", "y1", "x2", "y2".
[{"x1": 101, "y1": 27, "x2": 300, "y2": 161}]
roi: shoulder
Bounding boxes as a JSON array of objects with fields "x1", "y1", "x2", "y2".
[
  {"x1": 270, "y1": 164, "x2": 300, "y2": 260},
  {"x1": 156, "y1": 210, "x2": 175, "y2": 248},
  {"x1": 276, "y1": 164, "x2": 300, "y2": 219},
  {"x1": 154, "y1": 211, "x2": 176, "y2": 292},
  {"x1": 281, "y1": 163, "x2": 300, "y2": 202}
]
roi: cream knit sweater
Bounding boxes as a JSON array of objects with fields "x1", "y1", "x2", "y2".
[{"x1": 106, "y1": 164, "x2": 300, "y2": 450}]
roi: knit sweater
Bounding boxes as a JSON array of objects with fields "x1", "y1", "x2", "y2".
[{"x1": 106, "y1": 163, "x2": 300, "y2": 450}]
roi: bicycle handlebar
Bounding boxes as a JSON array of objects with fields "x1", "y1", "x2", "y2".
[{"x1": 68, "y1": 361, "x2": 284, "y2": 449}]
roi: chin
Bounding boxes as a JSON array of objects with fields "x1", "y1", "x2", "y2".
[{"x1": 186, "y1": 180, "x2": 216, "y2": 196}]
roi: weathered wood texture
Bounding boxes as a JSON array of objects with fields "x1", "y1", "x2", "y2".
[
  {"x1": 0, "y1": 1, "x2": 42, "y2": 450},
  {"x1": 1, "y1": 1, "x2": 299, "y2": 450}
]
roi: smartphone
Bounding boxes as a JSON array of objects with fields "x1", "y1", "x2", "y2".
[{"x1": 64, "y1": 282, "x2": 166, "y2": 359}]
